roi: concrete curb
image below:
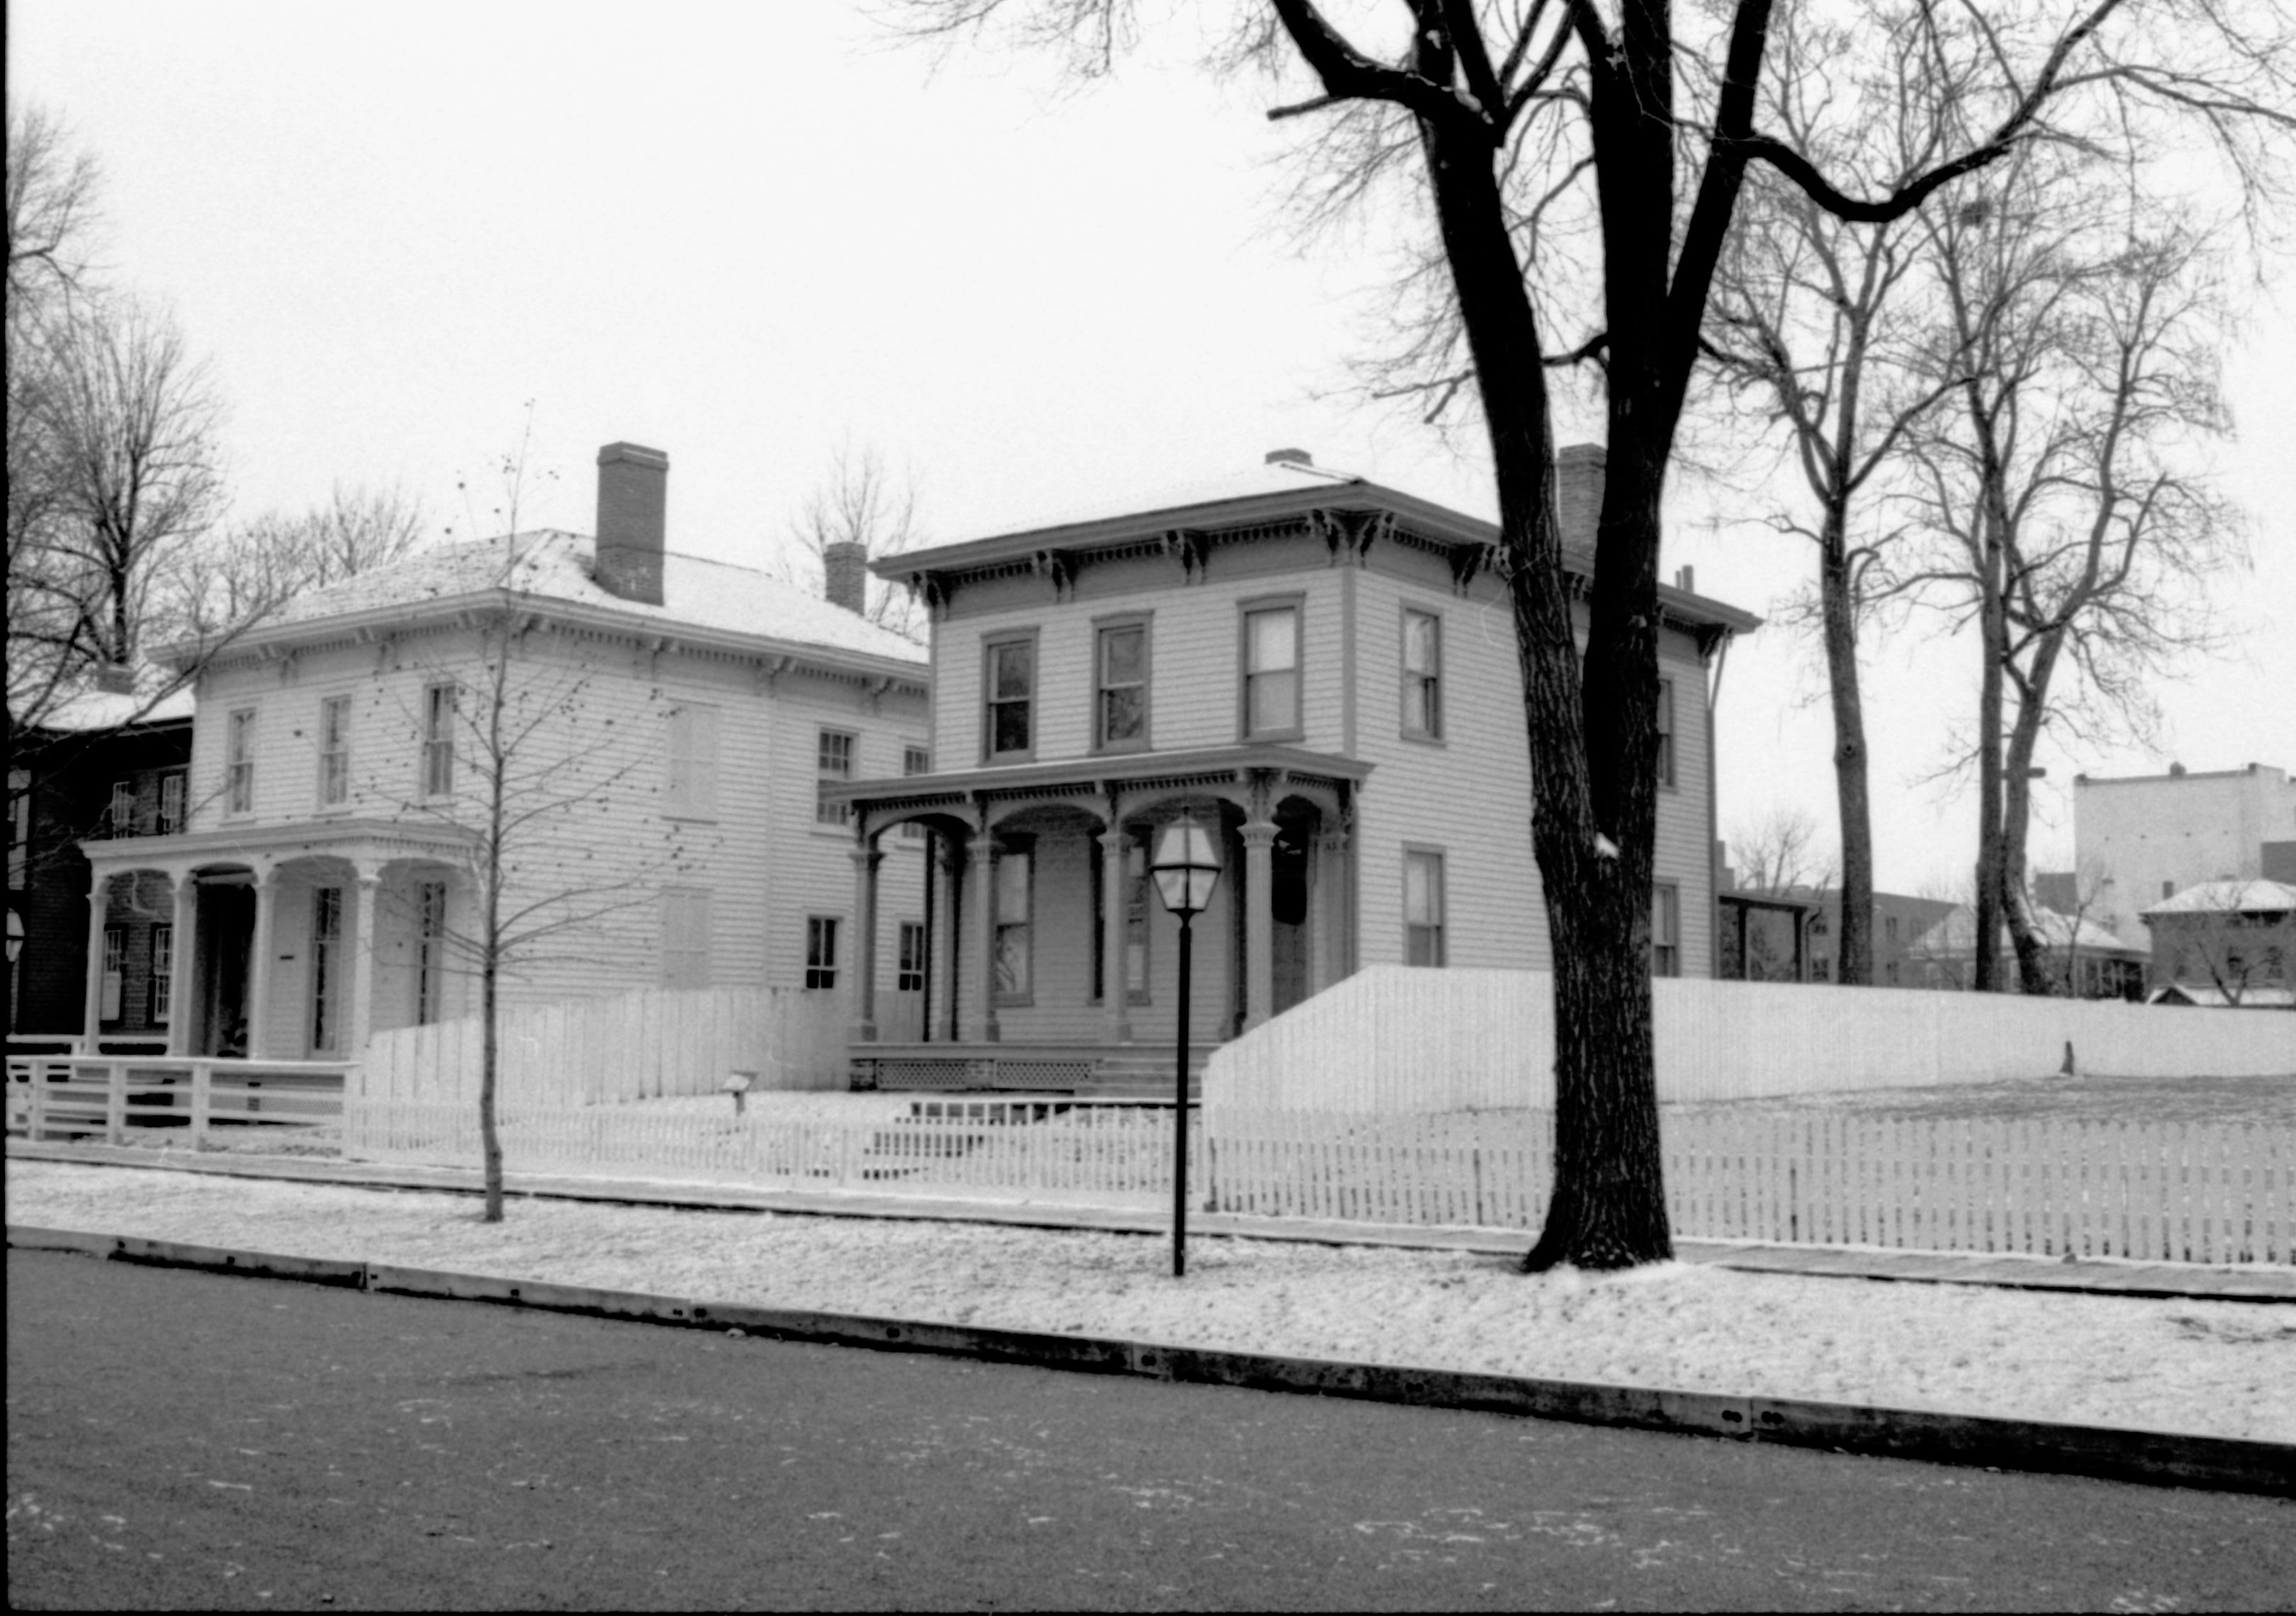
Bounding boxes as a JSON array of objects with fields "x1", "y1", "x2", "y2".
[
  {"x1": 11, "y1": 1138, "x2": 2291, "y2": 1303},
  {"x1": 11, "y1": 1222, "x2": 2290, "y2": 1498}
]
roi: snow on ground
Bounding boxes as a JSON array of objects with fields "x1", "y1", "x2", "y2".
[{"x1": 7, "y1": 1160, "x2": 2291, "y2": 1442}]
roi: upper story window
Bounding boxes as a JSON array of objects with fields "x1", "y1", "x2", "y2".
[
  {"x1": 421, "y1": 683, "x2": 457, "y2": 799},
  {"x1": 1404, "y1": 848, "x2": 1446, "y2": 966},
  {"x1": 816, "y1": 729, "x2": 855, "y2": 826},
  {"x1": 984, "y1": 634, "x2": 1035, "y2": 761},
  {"x1": 157, "y1": 770, "x2": 184, "y2": 836},
  {"x1": 1095, "y1": 618, "x2": 1149, "y2": 752},
  {"x1": 1653, "y1": 882, "x2": 1681, "y2": 977},
  {"x1": 318, "y1": 695, "x2": 351, "y2": 809},
  {"x1": 107, "y1": 780, "x2": 136, "y2": 837},
  {"x1": 226, "y1": 709, "x2": 257, "y2": 817},
  {"x1": 663, "y1": 704, "x2": 720, "y2": 820},
  {"x1": 1242, "y1": 601, "x2": 1301, "y2": 740},
  {"x1": 1402, "y1": 608, "x2": 1442, "y2": 740},
  {"x1": 1655, "y1": 678, "x2": 1676, "y2": 790}
]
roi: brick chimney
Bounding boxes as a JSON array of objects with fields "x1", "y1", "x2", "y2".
[
  {"x1": 1555, "y1": 442, "x2": 1605, "y2": 554},
  {"x1": 594, "y1": 442, "x2": 668, "y2": 606},
  {"x1": 823, "y1": 540, "x2": 867, "y2": 616}
]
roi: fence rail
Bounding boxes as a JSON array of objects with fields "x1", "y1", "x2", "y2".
[
  {"x1": 358, "y1": 986, "x2": 848, "y2": 1106},
  {"x1": 6, "y1": 1057, "x2": 350, "y2": 1145},
  {"x1": 1207, "y1": 967, "x2": 2296, "y2": 1111}
]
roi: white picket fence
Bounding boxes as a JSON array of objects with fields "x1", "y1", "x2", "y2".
[
  {"x1": 1206, "y1": 1109, "x2": 2292, "y2": 1264},
  {"x1": 1206, "y1": 967, "x2": 2296, "y2": 1112},
  {"x1": 358, "y1": 987, "x2": 848, "y2": 1105},
  {"x1": 342, "y1": 1097, "x2": 1189, "y2": 1207}
]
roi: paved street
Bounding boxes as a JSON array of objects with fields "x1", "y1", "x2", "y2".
[{"x1": 7, "y1": 1250, "x2": 2290, "y2": 1611}]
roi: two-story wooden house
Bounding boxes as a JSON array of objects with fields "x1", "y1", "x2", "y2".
[
  {"x1": 829, "y1": 445, "x2": 1758, "y2": 1094},
  {"x1": 75, "y1": 443, "x2": 930, "y2": 1067}
]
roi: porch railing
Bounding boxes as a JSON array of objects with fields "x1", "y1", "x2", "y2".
[{"x1": 6, "y1": 1057, "x2": 350, "y2": 1146}]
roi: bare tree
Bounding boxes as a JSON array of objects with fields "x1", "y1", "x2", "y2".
[
  {"x1": 901, "y1": 0, "x2": 2292, "y2": 1269},
  {"x1": 5, "y1": 103, "x2": 101, "y2": 322},
  {"x1": 1895, "y1": 150, "x2": 2246, "y2": 995},
  {"x1": 1728, "y1": 803, "x2": 1829, "y2": 895},
  {"x1": 786, "y1": 442, "x2": 924, "y2": 637},
  {"x1": 172, "y1": 483, "x2": 430, "y2": 629},
  {"x1": 2145, "y1": 873, "x2": 2295, "y2": 1006}
]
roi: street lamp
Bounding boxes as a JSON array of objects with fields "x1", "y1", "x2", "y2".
[{"x1": 1149, "y1": 809, "x2": 1222, "y2": 1279}]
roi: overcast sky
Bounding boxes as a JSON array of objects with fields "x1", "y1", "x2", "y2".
[{"x1": 15, "y1": 0, "x2": 2292, "y2": 893}]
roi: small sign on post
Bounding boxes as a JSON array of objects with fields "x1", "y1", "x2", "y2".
[{"x1": 722, "y1": 1070, "x2": 755, "y2": 1118}]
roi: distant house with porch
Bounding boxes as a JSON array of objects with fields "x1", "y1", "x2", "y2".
[
  {"x1": 1906, "y1": 904, "x2": 2147, "y2": 999},
  {"x1": 74, "y1": 443, "x2": 928, "y2": 1068},
  {"x1": 827, "y1": 445, "x2": 1759, "y2": 1095},
  {"x1": 8, "y1": 683, "x2": 193, "y2": 1049},
  {"x1": 2139, "y1": 879, "x2": 2296, "y2": 1007}
]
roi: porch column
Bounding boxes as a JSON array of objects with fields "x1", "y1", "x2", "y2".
[
  {"x1": 80, "y1": 873, "x2": 111, "y2": 1050},
  {"x1": 164, "y1": 875, "x2": 198, "y2": 1057},
  {"x1": 849, "y1": 841, "x2": 884, "y2": 1043},
  {"x1": 1241, "y1": 819, "x2": 1277, "y2": 1031},
  {"x1": 244, "y1": 864, "x2": 278, "y2": 1059},
  {"x1": 1098, "y1": 826, "x2": 1132, "y2": 1045},
  {"x1": 1314, "y1": 829, "x2": 1350, "y2": 994},
  {"x1": 938, "y1": 836, "x2": 967, "y2": 1043},
  {"x1": 965, "y1": 830, "x2": 999, "y2": 1043},
  {"x1": 347, "y1": 860, "x2": 383, "y2": 1064}
]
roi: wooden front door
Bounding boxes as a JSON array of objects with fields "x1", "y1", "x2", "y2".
[{"x1": 1271, "y1": 829, "x2": 1310, "y2": 1016}]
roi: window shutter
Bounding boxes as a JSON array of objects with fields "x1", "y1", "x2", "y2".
[{"x1": 691, "y1": 706, "x2": 719, "y2": 817}]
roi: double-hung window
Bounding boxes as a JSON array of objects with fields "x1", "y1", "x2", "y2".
[
  {"x1": 1653, "y1": 882, "x2": 1681, "y2": 977},
  {"x1": 150, "y1": 924, "x2": 174, "y2": 1024},
  {"x1": 1401, "y1": 609, "x2": 1441, "y2": 739},
  {"x1": 421, "y1": 683, "x2": 457, "y2": 799},
  {"x1": 993, "y1": 842, "x2": 1032, "y2": 1001},
  {"x1": 1095, "y1": 619, "x2": 1149, "y2": 752},
  {"x1": 157, "y1": 770, "x2": 185, "y2": 836},
  {"x1": 100, "y1": 926, "x2": 125, "y2": 1019},
  {"x1": 226, "y1": 709, "x2": 257, "y2": 817},
  {"x1": 318, "y1": 695, "x2": 351, "y2": 809},
  {"x1": 1242, "y1": 602, "x2": 1301, "y2": 739},
  {"x1": 984, "y1": 635, "x2": 1035, "y2": 761},
  {"x1": 816, "y1": 729, "x2": 855, "y2": 826},
  {"x1": 896, "y1": 921, "x2": 926, "y2": 994},
  {"x1": 1404, "y1": 849, "x2": 1446, "y2": 967},
  {"x1": 107, "y1": 780, "x2": 135, "y2": 838},
  {"x1": 900, "y1": 745, "x2": 929, "y2": 840},
  {"x1": 805, "y1": 916, "x2": 840, "y2": 989},
  {"x1": 1091, "y1": 833, "x2": 1152, "y2": 1005},
  {"x1": 1655, "y1": 678, "x2": 1676, "y2": 790},
  {"x1": 310, "y1": 887, "x2": 343, "y2": 1052}
]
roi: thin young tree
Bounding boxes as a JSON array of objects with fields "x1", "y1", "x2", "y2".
[
  {"x1": 904, "y1": 0, "x2": 2291, "y2": 1269},
  {"x1": 786, "y1": 442, "x2": 924, "y2": 637},
  {"x1": 173, "y1": 483, "x2": 431, "y2": 629}
]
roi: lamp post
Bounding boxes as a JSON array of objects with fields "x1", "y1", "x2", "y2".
[{"x1": 1149, "y1": 810, "x2": 1222, "y2": 1279}]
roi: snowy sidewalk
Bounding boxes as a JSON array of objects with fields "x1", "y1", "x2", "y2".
[{"x1": 11, "y1": 1138, "x2": 2288, "y2": 1303}]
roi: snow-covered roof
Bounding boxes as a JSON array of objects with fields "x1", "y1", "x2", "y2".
[
  {"x1": 1909, "y1": 904, "x2": 2146, "y2": 960},
  {"x1": 2140, "y1": 879, "x2": 2296, "y2": 919},
  {"x1": 981, "y1": 456, "x2": 1374, "y2": 538},
  {"x1": 31, "y1": 684, "x2": 196, "y2": 734},
  {"x1": 2145, "y1": 983, "x2": 2296, "y2": 1009},
  {"x1": 205, "y1": 531, "x2": 925, "y2": 672}
]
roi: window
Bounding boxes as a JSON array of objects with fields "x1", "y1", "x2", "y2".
[
  {"x1": 816, "y1": 729, "x2": 855, "y2": 826},
  {"x1": 994, "y1": 843, "x2": 1032, "y2": 1001},
  {"x1": 421, "y1": 684, "x2": 457, "y2": 798},
  {"x1": 1096, "y1": 619, "x2": 1149, "y2": 751},
  {"x1": 1091, "y1": 834, "x2": 1152, "y2": 1004},
  {"x1": 318, "y1": 695, "x2": 351, "y2": 808},
  {"x1": 1653, "y1": 883, "x2": 1681, "y2": 977},
  {"x1": 157, "y1": 771, "x2": 185, "y2": 836},
  {"x1": 108, "y1": 780, "x2": 136, "y2": 837},
  {"x1": 1884, "y1": 914, "x2": 1900, "y2": 943},
  {"x1": 1242, "y1": 604, "x2": 1301, "y2": 739},
  {"x1": 1404, "y1": 849, "x2": 1446, "y2": 967},
  {"x1": 661, "y1": 889, "x2": 711, "y2": 989},
  {"x1": 805, "y1": 916, "x2": 839, "y2": 989},
  {"x1": 1810, "y1": 914, "x2": 1830, "y2": 937},
  {"x1": 984, "y1": 636, "x2": 1035, "y2": 761},
  {"x1": 310, "y1": 887, "x2": 343, "y2": 1053},
  {"x1": 1655, "y1": 678, "x2": 1677, "y2": 789},
  {"x1": 896, "y1": 921, "x2": 926, "y2": 993},
  {"x1": 412, "y1": 880, "x2": 449, "y2": 1023},
  {"x1": 1402, "y1": 609, "x2": 1441, "y2": 739},
  {"x1": 227, "y1": 709, "x2": 256, "y2": 816},
  {"x1": 664, "y1": 705, "x2": 720, "y2": 819},
  {"x1": 901, "y1": 746, "x2": 930, "y2": 840},
  {"x1": 100, "y1": 926, "x2": 125, "y2": 1020},
  {"x1": 9, "y1": 769, "x2": 29, "y2": 884},
  {"x1": 150, "y1": 924, "x2": 174, "y2": 1024}
]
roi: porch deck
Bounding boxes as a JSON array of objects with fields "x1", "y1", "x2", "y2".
[{"x1": 848, "y1": 1042, "x2": 1218, "y2": 1101}]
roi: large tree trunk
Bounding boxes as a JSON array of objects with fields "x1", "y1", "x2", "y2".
[
  {"x1": 1819, "y1": 503, "x2": 1874, "y2": 985},
  {"x1": 1971, "y1": 445, "x2": 2010, "y2": 992},
  {"x1": 2001, "y1": 632, "x2": 2066, "y2": 996}
]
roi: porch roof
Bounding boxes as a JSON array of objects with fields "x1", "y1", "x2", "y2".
[
  {"x1": 825, "y1": 743, "x2": 1371, "y2": 817},
  {"x1": 80, "y1": 817, "x2": 478, "y2": 875}
]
